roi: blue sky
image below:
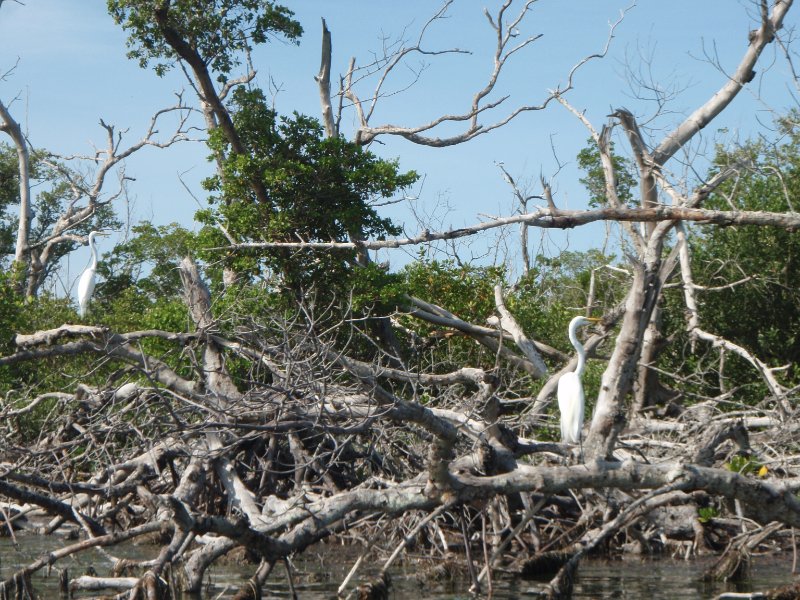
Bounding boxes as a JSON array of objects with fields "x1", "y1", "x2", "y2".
[{"x1": 0, "y1": 1, "x2": 796, "y2": 294}]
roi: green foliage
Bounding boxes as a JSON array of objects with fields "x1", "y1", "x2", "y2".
[
  {"x1": 0, "y1": 271, "x2": 24, "y2": 364},
  {"x1": 660, "y1": 121, "x2": 800, "y2": 402},
  {"x1": 576, "y1": 138, "x2": 637, "y2": 207},
  {"x1": 697, "y1": 506, "x2": 718, "y2": 523},
  {"x1": 107, "y1": 0, "x2": 419, "y2": 358},
  {"x1": 0, "y1": 283, "x2": 193, "y2": 443},
  {"x1": 0, "y1": 145, "x2": 20, "y2": 261},
  {"x1": 573, "y1": 125, "x2": 800, "y2": 409},
  {"x1": 200, "y1": 87, "x2": 417, "y2": 298},
  {"x1": 94, "y1": 285, "x2": 188, "y2": 333},
  {"x1": 349, "y1": 262, "x2": 407, "y2": 312},
  {"x1": 724, "y1": 454, "x2": 764, "y2": 476},
  {"x1": 0, "y1": 283, "x2": 85, "y2": 426},
  {"x1": 399, "y1": 258, "x2": 504, "y2": 370},
  {"x1": 402, "y1": 258, "x2": 504, "y2": 322},
  {"x1": 397, "y1": 250, "x2": 618, "y2": 415},
  {"x1": 698, "y1": 144, "x2": 800, "y2": 367},
  {"x1": 99, "y1": 221, "x2": 194, "y2": 300},
  {"x1": 526, "y1": 249, "x2": 625, "y2": 314},
  {"x1": 87, "y1": 223, "x2": 195, "y2": 374},
  {"x1": 0, "y1": 218, "x2": 194, "y2": 431},
  {"x1": 107, "y1": 0, "x2": 302, "y2": 78}
]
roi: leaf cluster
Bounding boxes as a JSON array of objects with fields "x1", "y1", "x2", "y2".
[
  {"x1": 107, "y1": 0, "x2": 302, "y2": 78},
  {"x1": 99, "y1": 221, "x2": 194, "y2": 300},
  {"x1": 659, "y1": 129, "x2": 800, "y2": 401},
  {"x1": 577, "y1": 138, "x2": 637, "y2": 208},
  {"x1": 0, "y1": 145, "x2": 20, "y2": 260},
  {"x1": 199, "y1": 87, "x2": 417, "y2": 296}
]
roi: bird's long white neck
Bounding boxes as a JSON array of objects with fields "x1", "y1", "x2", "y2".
[
  {"x1": 569, "y1": 320, "x2": 587, "y2": 378},
  {"x1": 88, "y1": 233, "x2": 99, "y2": 270}
]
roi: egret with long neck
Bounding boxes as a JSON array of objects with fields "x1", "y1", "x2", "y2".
[
  {"x1": 557, "y1": 316, "x2": 600, "y2": 444},
  {"x1": 77, "y1": 231, "x2": 108, "y2": 318}
]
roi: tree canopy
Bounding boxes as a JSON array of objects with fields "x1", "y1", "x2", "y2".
[{"x1": 107, "y1": 0, "x2": 302, "y2": 77}]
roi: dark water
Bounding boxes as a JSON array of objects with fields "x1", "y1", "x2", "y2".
[
  {"x1": 0, "y1": 534, "x2": 796, "y2": 598},
  {"x1": 569, "y1": 556, "x2": 795, "y2": 599}
]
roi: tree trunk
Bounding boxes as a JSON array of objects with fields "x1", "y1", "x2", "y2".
[
  {"x1": 585, "y1": 246, "x2": 664, "y2": 459},
  {"x1": 0, "y1": 100, "x2": 32, "y2": 294}
]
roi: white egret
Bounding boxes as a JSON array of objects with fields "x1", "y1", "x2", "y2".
[
  {"x1": 557, "y1": 316, "x2": 600, "y2": 444},
  {"x1": 77, "y1": 231, "x2": 109, "y2": 318}
]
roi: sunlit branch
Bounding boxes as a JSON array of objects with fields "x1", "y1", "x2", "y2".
[{"x1": 220, "y1": 204, "x2": 800, "y2": 252}]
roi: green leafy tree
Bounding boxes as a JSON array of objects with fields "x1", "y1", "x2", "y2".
[
  {"x1": 663, "y1": 125, "x2": 800, "y2": 399},
  {"x1": 508, "y1": 250, "x2": 622, "y2": 361},
  {"x1": 525, "y1": 250, "x2": 625, "y2": 315},
  {"x1": 88, "y1": 221, "x2": 195, "y2": 345},
  {"x1": 199, "y1": 87, "x2": 417, "y2": 297},
  {"x1": 111, "y1": 1, "x2": 415, "y2": 310},
  {"x1": 400, "y1": 258, "x2": 504, "y2": 371},
  {"x1": 99, "y1": 221, "x2": 193, "y2": 301},
  {"x1": 109, "y1": 0, "x2": 303, "y2": 218},
  {"x1": 0, "y1": 145, "x2": 21, "y2": 263},
  {"x1": 577, "y1": 138, "x2": 637, "y2": 207},
  {"x1": 107, "y1": 0, "x2": 302, "y2": 78}
]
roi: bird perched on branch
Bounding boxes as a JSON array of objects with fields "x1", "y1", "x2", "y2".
[
  {"x1": 77, "y1": 231, "x2": 110, "y2": 318},
  {"x1": 558, "y1": 315, "x2": 600, "y2": 445}
]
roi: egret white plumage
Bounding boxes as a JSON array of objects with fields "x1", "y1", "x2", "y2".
[
  {"x1": 557, "y1": 316, "x2": 600, "y2": 444},
  {"x1": 77, "y1": 231, "x2": 109, "y2": 318}
]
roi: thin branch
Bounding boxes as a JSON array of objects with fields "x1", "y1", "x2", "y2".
[
  {"x1": 220, "y1": 204, "x2": 800, "y2": 252},
  {"x1": 652, "y1": 0, "x2": 793, "y2": 165}
]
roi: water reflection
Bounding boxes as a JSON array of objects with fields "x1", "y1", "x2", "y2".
[
  {"x1": 572, "y1": 557, "x2": 796, "y2": 600},
  {"x1": 0, "y1": 534, "x2": 796, "y2": 598}
]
